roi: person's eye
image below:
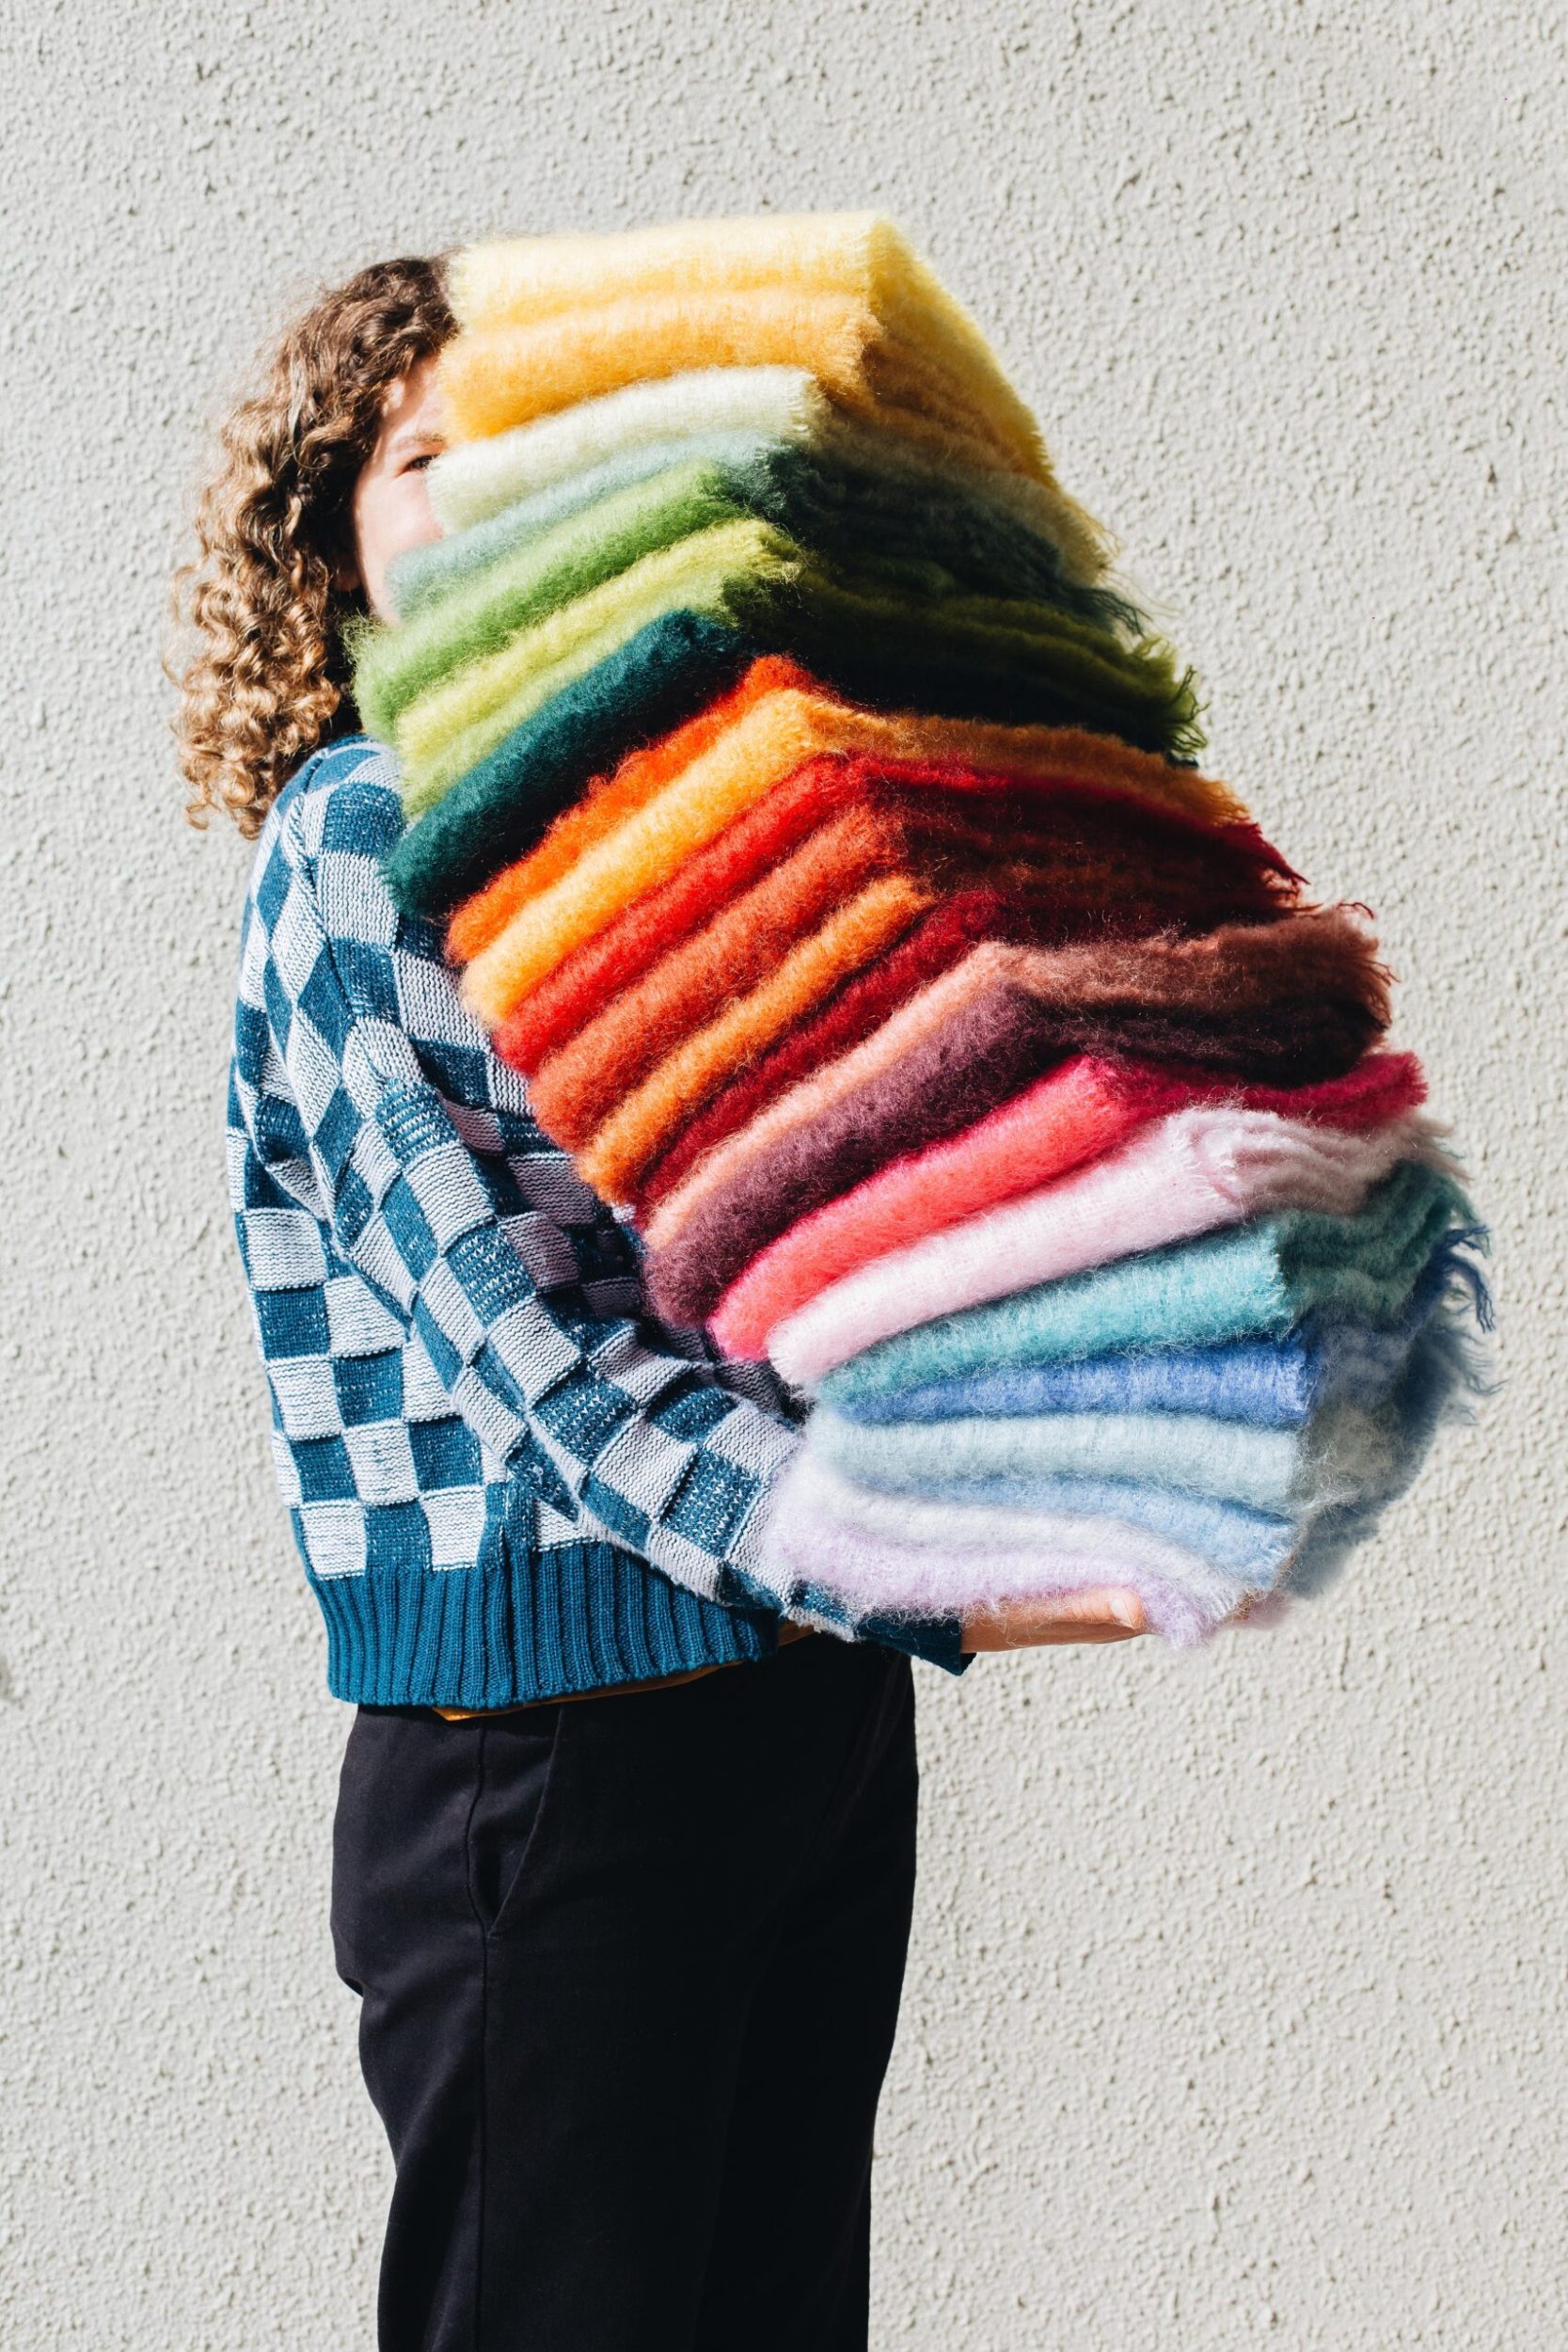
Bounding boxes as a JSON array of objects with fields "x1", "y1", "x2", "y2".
[{"x1": 403, "y1": 449, "x2": 439, "y2": 472}]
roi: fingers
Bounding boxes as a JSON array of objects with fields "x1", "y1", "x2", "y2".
[{"x1": 961, "y1": 1589, "x2": 1148, "y2": 1650}]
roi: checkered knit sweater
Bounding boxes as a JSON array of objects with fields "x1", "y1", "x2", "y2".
[{"x1": 228, "y1": 735, "x2": 970, "y2": 1706}]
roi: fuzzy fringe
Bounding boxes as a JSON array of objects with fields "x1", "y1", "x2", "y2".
[
  {"x1": 522, "y1": 774, "x2": 1295, "y2": 1136},
  {"x1": 367, "y1": 508, "x2": 1205, "y2": 833},
  {"x1": 449, "y1": 664, "x2": 1250, "y2": 970},
  {"x1": 402, "y1": 426, "x2": 1142, "y2": 644},
  {"x1": 425, "y1": 363, "x2": 1119, "y2": 591},
  {"x1": 831, "y1": 1268, "x2": 1453, "y2": 1432},
  {"x1": 806, "y1": 1383, "x2": 1415, "y2": 1521},
  {"x1": 753, "y1": 1453, "x2": 1257, "y2": 1646},
  {"x1": 491, "y1": 761, "x2": 1294, "y2": 1089},
  {"x1": 440, "y1": 207, "x2": 1055, "y2": 486}
]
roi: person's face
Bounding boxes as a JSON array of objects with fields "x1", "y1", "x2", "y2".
[{"x1": 349, "y1": 352, "x2": 446, "y2": 620}]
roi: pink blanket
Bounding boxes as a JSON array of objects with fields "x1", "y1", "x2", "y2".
[
  {"x1": 709, "y1": 1050, "x2": 1424, "y2": 1358},
  {"x1": 767, "y1": 1102, "x2": 1441, "y2": 1386},
  {"x1": 757, "y1": 1453, "x2": 1254, "y2": 1647}
]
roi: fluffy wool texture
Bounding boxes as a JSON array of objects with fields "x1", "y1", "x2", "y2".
[
  {"x1": 710, "y1": 1051, "x2": 1425, "y2": 1359},
  {"x1": 576, "y1": 874, "x2": 933, "y2": 1197},
  {"x1": 641, "y1": 915, "x2": 1395, "y2": 1325},
  {"x1": 487, "y1": 764, "x2": 1109, "y2": 1076},
  {"x1": 645, "y1": 914, "x2": 1391, "y2": 1242},
  {"x1": 386, "y1": 522, "x2": 781, "y2": 803},
  {"x1": 438, "y1": 215, "x2": 1058, "y2": 488},
  {"x1": 426, "y1": 365, "x2": 1116, "y2": 584},
  {"x1": 763, "y1": 1105, "x2": 1439, "y2": 1386},
  {"x1": 384, "y1": 612, "x2": 759, "y2": 920},
  {"x1": 521, "y1": 773, "x2": 1296, "y2": 1132},
  {"x1": 451, "y1": 655, "x2": 809, "y2": 954},
  {"x1": 451, "y1": 214, "x2": 1015, "y2": 371},
  {"x1": 451, "y1": 664, "x2": 1248, "y2": 968},
  {"x1": 757, "y1": 1453, "x2": 1257, "y2": 1645},
  {"x1": 832, "y1": 1290, "x2": 1447, "y2": 1430},
  {"x1": 427, "y1": 369, "x2": 835, "y2": 530},
  {"x1": 635, "y1": 891, "x2": 1032, "y2": 1209},
  {"x1": 776, "y1": 1311, "x2": 1481, "y2": 1632},
  {"x1": 359, "y1": 462, "x2": 771, "y2": 739},
  {"x1": 453, "y1": 683, "x2": 1250, "y2": 1022},
  {"x1": 815, "y1": 1161, "x2": 1482, "y2": 1409},
  {"x1": 524, "y1": 796, "x2": 934, "y2": 1132},
  {"x1": 491, "y1": 731, "x2": 895, "y2": 1070},
  {"x1": 808, "y1": 1382, "x2": 1415, "y2": 1521},
  {"x1": 365, "y1": 515, "x2": 1203, "y2": 817},
  {"x1": 1275, "y1": 1310, "x2": 1486, "y2": 1599},
  {"x1": 399, "y1": 428, "x2": 1141, "y2": 640},
  {"x1": 886, "y1": 1470, "x2": 1303, "y2": 1581}
]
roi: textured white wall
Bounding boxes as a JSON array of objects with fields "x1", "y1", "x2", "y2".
[{"x1": 2, "y1": 2, "x2": 1563, "y2": 2344}]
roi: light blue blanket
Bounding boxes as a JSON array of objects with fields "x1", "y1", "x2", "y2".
[
  {"x1": 830, "y1": 1271, "x2": 1449, "y2": 1432},
  {"x1": 816, "y1": 1164, "x2": 1483, "y2": 1412}
]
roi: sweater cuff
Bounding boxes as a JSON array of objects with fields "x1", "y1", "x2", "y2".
[{"x1": 726, "y1": 1448, "x2": 975, "y2": 1675}]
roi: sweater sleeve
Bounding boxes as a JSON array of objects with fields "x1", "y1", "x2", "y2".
[{"x1": 245, "y1": 777, "x2": 972, "y2": 1673}]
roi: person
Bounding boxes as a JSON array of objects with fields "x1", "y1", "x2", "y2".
[{"x1": 170, "y1": 251, "x2": 1147, "y2": 2352}]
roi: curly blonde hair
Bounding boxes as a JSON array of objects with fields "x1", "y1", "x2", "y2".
[{"x1": 169, "y1": 255, "x2": 455, "y2": 837}]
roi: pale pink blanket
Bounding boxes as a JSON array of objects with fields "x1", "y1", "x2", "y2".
[
  {"x1": 766, "y1": 1104, "x2": 1440, "y2": 1387},
  {"x1": 758, "y1": 1452, "x2": 1254, "y2": 1647},
  {"x1": 709, "y1": 1050, "x2": 1423, "y2": 1359}
]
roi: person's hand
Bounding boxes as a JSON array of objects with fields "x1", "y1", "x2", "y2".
[{"x1": 961, "y1": 1589, "x2": 1148, "y2": 1649}]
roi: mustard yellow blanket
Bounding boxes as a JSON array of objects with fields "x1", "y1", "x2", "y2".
[{"x1": 439, "y1": 214, "x2": 1053, "y2": 486}]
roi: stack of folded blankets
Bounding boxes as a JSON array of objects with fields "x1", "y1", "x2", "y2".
[{"x1": 352, "y1": 212, "x2": 1489, "y2": 1648}]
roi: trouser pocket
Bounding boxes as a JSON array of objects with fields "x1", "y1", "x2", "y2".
[{"x1": 465, "y1": 1707, "x2": 567, "y2": 1938}]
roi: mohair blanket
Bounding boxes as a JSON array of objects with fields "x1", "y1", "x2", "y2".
[
  {"x1": 641, "y1": 914, "x2": 1395, "y2": 1324},
  {"x1": 451, "y1": 676, "x2": 1248, "y2": 1024},
  {"x1": 384, "y1": 612, "x2": 760, "y2": 920},
  {"x1": 363, "y1": 517, "x2": 1203, "y2": 816},
  {"x1": 399, "y1": 427, "x2": 1142, "y2": 639},
  {"x1": 426, "y1": 365, "x2": 1115, "y2": 585},
  {"x1": 821, "y1": 1465, "x2": 1303, "y2": 1581},
  {"x1": 575, "y1": 873, "x2": 934, "y2": 1196},
  {"x1": 829, "y1": 1261, "x2": 1451, "y2": 1429},
  {"x1": 709, "y1": 1052, "x2": 1426, "y2": 1359},
  {"x1": 491, "y1": 761, "x2": 1291, "y2": 1082},
  {"x1": 439, "y1": 214, "x2": 1062, "y2": 490},
  {"x1": 768, "y1": 1311, "x2": 1481, "y2": 1637},
  {"x1": 756, "y1": 1452, "x2": 1266, "y2": 1647},
  {"x1": 521, "y1": 772, "x2": 1296, "y2": 1144},
  {"x1": 765, "y1": 1110, "x2": 1441, "y2": 1387},
  {"x1": 1275, "y1": 1308, "x2": 1485, "y2": 1598},
  {"x1": 814, "y1": 1161, "x2": 1482, "y2": 1409},
  {"x1": 809, "y1": 1368, "x2": 1414, "y2": 1519},
  {"x1": 490, "y1": 740, "x2": 942, "y2": 1070},
  {"x1": 635, "y1": 890, "x2": 1032, "y2": 1208}
]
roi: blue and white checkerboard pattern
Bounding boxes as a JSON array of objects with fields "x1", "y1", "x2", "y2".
[{"x1": 227, "y1": 738, "x2": 832, "y2": 1605}]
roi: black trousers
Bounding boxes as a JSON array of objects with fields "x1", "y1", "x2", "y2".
[{"x1": 329, "y1": 1631, "x2": 920, "y2": 2352}]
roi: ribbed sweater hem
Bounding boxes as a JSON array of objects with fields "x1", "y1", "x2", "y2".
[{"x1": 312, "y1": 1541, "x2": 783, "y2": 1708}]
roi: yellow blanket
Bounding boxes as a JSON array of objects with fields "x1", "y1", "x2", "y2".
[{"x1": 440, "y1": 214, "x2": 1049, "y2": 484}]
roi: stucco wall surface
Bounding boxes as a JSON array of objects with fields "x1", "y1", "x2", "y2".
[{"x1": 2, "y1": 2, "x2": 1563, "y2": 2344}]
